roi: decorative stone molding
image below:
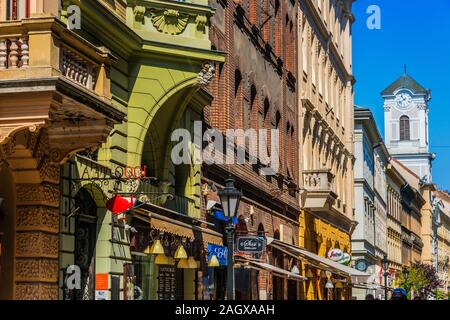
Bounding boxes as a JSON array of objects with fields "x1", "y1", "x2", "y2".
[
  {"x1": 15, "y1": 258, "x2": 59, "y2": 282},
  {"x1": 15, "y1": 232, "x2": 59, "y2": 258},
  {"x1": 196, "y1": 14, "x2": 208, "y2": 32},
  {"x1": 15, "y1": 283, "x2": 58, "y2": 300},
  {"x1": 197, "y1": 62, "x2": 216, "y2": 87},
  {"x1": 134, "y1": 5, "x2": 146, "y2": 22},
  {"x1": 16, "y1": 206, "x2": 60, "y2": 234},
  {"x1": 16, "y1": 183, "x2": 60, "y2": 207},
  {"x1": 417, "y1": 103, "x2": 428, "y2": 111},
  {"x1": 151, "y1": 9, "x2": 189, "y2": 35}
]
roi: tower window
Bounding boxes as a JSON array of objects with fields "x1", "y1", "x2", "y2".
[{"x1": 399, "y1": 115, "x2": 410, "y2": 141}]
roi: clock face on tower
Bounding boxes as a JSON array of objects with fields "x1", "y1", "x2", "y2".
[{"x1": 396, "y1": 92, "x2": 412, "y2": 109}]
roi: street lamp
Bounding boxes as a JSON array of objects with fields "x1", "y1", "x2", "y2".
[
  {"x1": 402, "y1": 266, "x2": 410, "y2": 298},
  {"x1": 381, "y1": 255, "x2": 390, "y2": 301},
  {"x1": 402, "y1": 267, "x2": 409, "y2": 282},
  {"x1": 218, "y1": 176, "x2": 242, "y2": 301}
]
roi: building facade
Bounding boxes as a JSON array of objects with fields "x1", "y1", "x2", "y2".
[
  {"x1": 298, "y1": 0, "x2": 357, "y2": 300},
  {"x1": 391, "y1": 159, "x2": 425, "y2": 266},
  {"x1": 0, "y1": 0, "x2": 226, "y2": 300},
  {"x1": 205, "y1": 0, "x2": 303, "y2": 300},
  {"x1": 353, "y1": 107, "x2": 389, "y2": 299},
  {"x1": 433, "y1": 190, "x2": 450, "y2": 294},
  {"x1": 353, "y1": 108, "x2": 378, "y2": 269},
  {"x1": 386, "y1": 162, "x2": 405, "y2": 278}
]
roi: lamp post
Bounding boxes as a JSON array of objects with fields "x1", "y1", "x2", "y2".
[
  {"x1": 402, "y1": 266, "x2": 410, "y2": 298},
  {"x1": 218, "y1": 176, "x2": 242, "y2": 301},
  {"x1": 381, "y1": 255, "x2": 390, "y2": 300}
]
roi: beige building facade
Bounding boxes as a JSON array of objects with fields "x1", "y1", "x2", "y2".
[
  {"x1": 434, "y1": 190, "x2": 450, "y2": 293},
  {"x1": 386, "y1": 163, "x2": 404, "y2": 275},
  {"x1": 298, "y1": 0, "x2": 356, "y2": 299}
]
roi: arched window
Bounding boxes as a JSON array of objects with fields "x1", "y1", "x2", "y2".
[
  {"x1": 234, "y1": 69, "x2": 242, "y2": 97},
  {"x1": 400, "y1": 115, "x2": 410, "y2": 141}
]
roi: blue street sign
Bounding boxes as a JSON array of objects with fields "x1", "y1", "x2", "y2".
[{"x1": 207, "y1": 244, "x2": 228, "y2": 266}]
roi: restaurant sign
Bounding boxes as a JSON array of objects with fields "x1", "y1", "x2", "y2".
[
  {"x1": 207, "y1": 244, "x2": 228, "y2": 266},
  {"x1": 236, "y1": 236, "x2": 264, "y2": 253}
]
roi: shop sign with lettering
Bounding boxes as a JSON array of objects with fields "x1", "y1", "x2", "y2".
[
  {"x1": 236, "y1": 236, "x2": 264, "y2": 253},
  {"x1": 207, "y1": 244, "x2": 228, "y2": 266}
]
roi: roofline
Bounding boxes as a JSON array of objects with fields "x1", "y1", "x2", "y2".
[{"x1": 390, "y1": 157, "x2": 420, "y2": 180}]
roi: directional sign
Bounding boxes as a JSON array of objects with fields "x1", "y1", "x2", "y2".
[{"x1": 236, "y1": 236, "x2": 265, "y2": 253}]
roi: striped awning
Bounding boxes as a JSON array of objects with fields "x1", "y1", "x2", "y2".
[
  {"x1": 133, "y1": 208, "x2": 223, "y2": 245},
  {"x1": 235, "y1": 256, "x2": 307, "y2": 282}
]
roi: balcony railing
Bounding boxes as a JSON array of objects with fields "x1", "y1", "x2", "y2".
[
  {"x1": 0, "y1": 16, "x2": 114, "y2": 99},
  {"x1": 302, "y1": 169, "x2": 338, "y2": 211},
  {"x1": 165, "y1": 194, "x2": 196, "y2": 216},
  {"x1": 303, "y1": 169, "x2": 334, "y2": 191}
]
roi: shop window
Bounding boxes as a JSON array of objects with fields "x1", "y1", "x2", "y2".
[{"x1": 235, "y1": 269, "x2": 259, "y2": 300}]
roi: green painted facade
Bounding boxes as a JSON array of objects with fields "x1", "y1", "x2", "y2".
[{"x1": 58, "y1": 0, "x2": 225, "y2": 300}]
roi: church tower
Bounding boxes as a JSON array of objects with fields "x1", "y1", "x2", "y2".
[{"x1": 382, "y1": 70, "x2": 434, "y2": 181}]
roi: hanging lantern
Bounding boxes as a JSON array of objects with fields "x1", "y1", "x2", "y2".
[
  {"x1": 106, "y1": 194, "x2": 134, "y2": 215},
  {"x1": 335, "y1": 281, "x2": 344, "y2": 289},
  {"x1": 177, "y1": 258, "x2": 190, "y2": 269},
  {"x1": 291, "y1": 265, "x2": 300, "y2": 275},
  {"x1": 174, "y1": 245, "x2": 188, "y2": 260},
  {"x1": 145, "y1": 240, "x2": 164, "y2": 255},
  {"x1": 155, "y1": 254, "x2": 170, "y2": 265},
  {"x1": 325, "y1": 280, "x2": 334, "y2": 289},
  {"x1": 208, "y1": 255, "x2": 220, "y2": 267}
]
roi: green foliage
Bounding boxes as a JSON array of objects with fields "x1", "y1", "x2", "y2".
[{"x1": 396, "y1": 263, "x2": 442, "y2": 298}]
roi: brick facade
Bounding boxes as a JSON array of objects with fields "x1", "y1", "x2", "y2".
[{"x1": 202, "y1": 0, "x2": 300, "y2": 300}]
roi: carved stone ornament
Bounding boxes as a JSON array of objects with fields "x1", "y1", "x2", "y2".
[
  {"x1": 151, "y1": 9, "x2": 189, "y2": 35},
  {"x1": 197, "y1": 62, "x2": 216, "y2": 87},
  {"x1": 384, "y1": 103, "x2": 395, "y2": 112},
  {"x1": 195, "y1": 14, "x2": 207, "y2": 32},
  {"x1": 134, "y1": 6, "x2": 146, "y2": 22},
  {"x1": 417, "y1": 103, "x2": 428, "y2": 111}
]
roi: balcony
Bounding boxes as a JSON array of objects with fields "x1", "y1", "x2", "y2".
[
  {"x1": 0, "y1": 16, "x2": 125, "y2": 160},
  {"x1": 301, "y1": 169, "x2": 338, "y2": 211}
]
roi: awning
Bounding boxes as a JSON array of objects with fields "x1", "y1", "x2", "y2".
[
  {"x1": 133, "y1": 208, "x2": 223, "y2": 245},
  {"x1": 266, "y1": 237, "x2": 370, "y2": 283},
  {"x1": 235, "y1": 256, "x2": 307, "y2": 282}
]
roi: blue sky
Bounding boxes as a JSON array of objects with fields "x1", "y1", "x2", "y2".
[{"x1": 352, "y1": 0, "x2": 450, "y2": 190}]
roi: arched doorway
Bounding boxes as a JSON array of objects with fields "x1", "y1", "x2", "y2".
[{"x1": 73, "y1": 188, "x2": 98, "y2": 300}]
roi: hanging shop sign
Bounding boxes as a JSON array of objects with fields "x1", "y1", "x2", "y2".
[
  {"x1": 340, "y1": 253, "x2": 351, "y2": 266},
  {"x1": 327, "y1": 248, "x2": 344, "y2": 262},
  {"x1": 207, "y1": 244, "x2": 228, "y2": 266},
  {"x1": 106, "y1": 194, "x2": 135, "y2": 215},
  {"x1": 236, "y1": 236, "x2": 265, "y2": 253},
  {"x1": 327, "y1": 248, "x2": 352, "y2": 265}
]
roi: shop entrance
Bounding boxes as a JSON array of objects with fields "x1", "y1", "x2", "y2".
[{"x1": 74, "y1": 189, "x2": 98, "y2": 300}]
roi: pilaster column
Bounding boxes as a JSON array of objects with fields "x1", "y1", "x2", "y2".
[{"x1": 6, "y1": 129, "x2": 61, "y2": 300}]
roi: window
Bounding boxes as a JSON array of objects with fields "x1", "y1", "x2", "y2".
[
  {"x1": 399, "y1": 116, "x2": 410, "y2": 141},
  {"x1": 4, "y1": 0, "x2": 29, "y2": 20}
]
